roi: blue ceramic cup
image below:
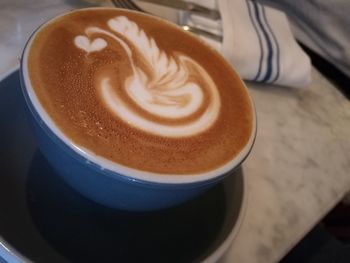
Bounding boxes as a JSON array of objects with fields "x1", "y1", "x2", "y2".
[{"x1": 20, "y1": 8, "x2": 256, "y2": 211}]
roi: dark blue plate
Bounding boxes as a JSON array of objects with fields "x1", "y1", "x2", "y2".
[{"x1": 0, "y1": 69, "x2": 245, "y2": 263}]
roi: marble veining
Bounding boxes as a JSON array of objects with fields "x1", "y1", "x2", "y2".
[
  {"x1": 0, "y1": 1, "x2": 349, "y2": 263},
  {"x1": 222, "y1": 68, "x2": 350, "y2": 263}
]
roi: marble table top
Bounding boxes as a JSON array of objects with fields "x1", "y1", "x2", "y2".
[{"x1": 1, "y1": 0, "x2": 349, "y2": 262}]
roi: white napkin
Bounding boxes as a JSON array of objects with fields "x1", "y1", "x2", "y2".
[{"x1": 179, "y1": 0, "x2": 312, "y2": 88}]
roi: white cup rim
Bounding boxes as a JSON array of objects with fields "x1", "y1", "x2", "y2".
[{"x1": 21, "y1": 7, "x2": 257, "y2": 185}]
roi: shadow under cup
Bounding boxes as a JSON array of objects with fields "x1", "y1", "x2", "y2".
[{"x1": 19, "y1": 8, "x2": 256, "y2": 211}]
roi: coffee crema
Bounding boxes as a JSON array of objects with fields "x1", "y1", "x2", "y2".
[{"x1": 27, "y1": 8, "x2": 254, "y2": 175}]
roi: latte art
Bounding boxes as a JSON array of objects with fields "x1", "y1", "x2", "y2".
[
  {"x1": 27, "y1": 9, "x2": 254, "y2": 175},
  {"x1": 74, "y1": 16, "x2": 220, "y2": 137}
]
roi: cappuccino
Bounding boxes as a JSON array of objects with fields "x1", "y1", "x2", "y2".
[{"x1": 27, "y1": 8, "x2": 253, "y2": 175}]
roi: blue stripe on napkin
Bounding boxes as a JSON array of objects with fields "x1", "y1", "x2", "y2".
[
  {"x1": 252, "y1": 1, "x2": 274, "y2": 82},
  {"x1": 247, "y1": 0, "x2": 280, "y2": 83},
  {"x1": 261, "y1": 5, "x2": 280, "y2": 83},
  {"x1": 246, "y1": 0, "x2": 264, "y2": 81}
]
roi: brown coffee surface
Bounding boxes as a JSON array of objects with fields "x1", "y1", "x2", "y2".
[{"x1": 27, "y1": 8, "x2": 253, "y2": 175}]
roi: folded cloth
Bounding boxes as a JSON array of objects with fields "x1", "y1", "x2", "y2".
[
  {"x1": 260, "y1": 0, "x2": 350, "y2": 79},
  {"x1": 179, "y1": 0, "x2": 312, "y2": 88}
]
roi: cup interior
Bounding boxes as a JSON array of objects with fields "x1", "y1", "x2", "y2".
[{"x1": 20, "y1": 8, "x2": 257, "y2": 185}]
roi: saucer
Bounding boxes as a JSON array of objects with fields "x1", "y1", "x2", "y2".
[{"x1": 0, "y1": 69, "x2": 246, "y2": 263}]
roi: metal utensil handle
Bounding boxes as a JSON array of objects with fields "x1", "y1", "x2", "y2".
[{"x1": 186, "y1": 1, "x2": 221, "y2": 20}]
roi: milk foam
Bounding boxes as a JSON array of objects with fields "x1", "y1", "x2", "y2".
[
  {"x1": 74, "y1": 35, "x2": 107, "y2": 52},
  {"x1": 74, "y1": 16, "x2": 220, "y2": 137}
]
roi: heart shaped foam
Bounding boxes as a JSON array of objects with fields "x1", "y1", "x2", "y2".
[{"x1": 74, "y1": 35, "x2": 107, "y2": 53}]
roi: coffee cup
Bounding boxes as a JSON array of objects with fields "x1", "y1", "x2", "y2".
[{"x1": 20, "y1": 8, "x2": 256, "y2": 211}]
